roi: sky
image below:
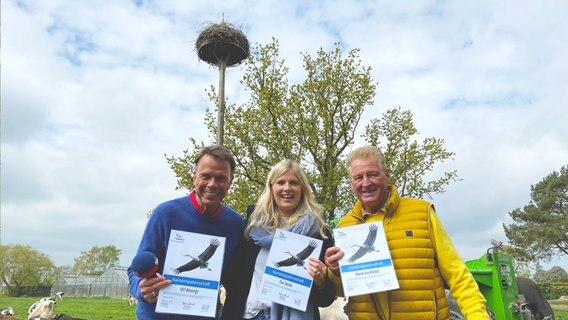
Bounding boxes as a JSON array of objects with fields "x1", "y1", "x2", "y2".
[{"x1": 2, "y1": 0, "x2": 567, "y2": 272}]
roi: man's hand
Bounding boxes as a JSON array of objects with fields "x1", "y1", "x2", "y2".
[
  {"x1": 325, "y1": 246, "x2": 344, "y2": 276},
  {"x1": 139, "y1": 273, "x2": 172, "y2": 303}
]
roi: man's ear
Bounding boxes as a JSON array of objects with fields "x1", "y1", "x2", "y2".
[{"x1": 349, "y1": 178, "x2": 356, "y2": 192}]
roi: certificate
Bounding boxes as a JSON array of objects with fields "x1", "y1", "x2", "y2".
[
  {"x1": 333, "y1": 223, "x2": 399, "y2": 297},
  {"x1": 155, "y1": 230, "x2": 225, "y2": 318},
  {"x1": 258, "y1": 229, "x2": 323, "y2": 311}
]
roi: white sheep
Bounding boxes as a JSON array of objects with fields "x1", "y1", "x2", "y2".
[
  {"x1": 27, "y1": 297, "x2": 56, "y2": 320},
  {"x1": 0, "y1": 307, "x2": 15, "y2": 315},
  {"x1": 319, "y1": 297, "x2": 348, "y2": 320},
  {"x1": 55, "y1": 291, "x2": 65, "y2": 301},
  {"x1": 127, "y1": 294, "x2": 137, "y2": 306}
]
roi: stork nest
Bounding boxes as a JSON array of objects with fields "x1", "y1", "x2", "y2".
[{"x1": 196, "y1": 22, "x2": 250, "y2": 67}]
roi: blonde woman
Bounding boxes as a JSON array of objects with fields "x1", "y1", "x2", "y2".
[{"x1": 234, "y1": 160, "x2": 335, "y2": 320}]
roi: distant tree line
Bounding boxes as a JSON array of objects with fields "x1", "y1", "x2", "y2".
[{"x1": 0, "y1": 244, "x2": 120, "y2": 296}]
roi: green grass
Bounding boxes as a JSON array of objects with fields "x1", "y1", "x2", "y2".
[
  {"x1": 551, "y1": 299, "x2": 568, "y2": 319},
  {"x1": 2, "y1": 295, "x2": 567, "y2": 319},
  {"x1": 0, "y1": 296, "x2": 136, "y2": 320}
]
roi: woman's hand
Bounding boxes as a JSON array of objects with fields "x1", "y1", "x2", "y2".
[
  {"x1": 139, "y1": 273, "x2": 172, "y2": 303},
  {"x1": 308, "y1": 257, "x2": 328, "y2": 287}
]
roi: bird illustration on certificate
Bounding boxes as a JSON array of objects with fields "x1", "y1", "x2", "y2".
[
  {"x1": 155, "y1": 230, "x2": 225, "y2": 318},
  {"x1": 333, "y1": 223, "x2": 399, "y2": 297},
  {"x1": 258, "y1": 229, "x2": 323, "y2": 311}
]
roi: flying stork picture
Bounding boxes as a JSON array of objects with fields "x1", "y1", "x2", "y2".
[
  {"x1": 347, "y1": 224, "x2": 380, "y2": 263},
  {"x1": 173, "y1": 238, "x2": 221, "y2": 274},
  {"x1": 333, "y1": 223, "x2": 399, "y2": 297},
  {"x1": 157, "y1": 230, "x2": 226, "y2": 317},
  {"x1": 258, "y1": 229, "x2": 324, "y2": 311},
  {"x1": 274, "y1": 239, "x2": 319, "y2": 269}
]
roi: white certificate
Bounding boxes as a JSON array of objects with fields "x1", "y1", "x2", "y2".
[
  {"x1": 333, "y1": 223, "x2": 399, "y2": 297},
  {"x1": 155, "y1": 230, "x2": 225, "y2": 318},
  {"x1": 258, "y1": 229, "x2": 323, "y2": 311}
]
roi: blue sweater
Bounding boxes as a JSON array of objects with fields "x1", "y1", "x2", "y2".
[{"x1": 128, "y1": 195, "x2": 244, "y2": 320}]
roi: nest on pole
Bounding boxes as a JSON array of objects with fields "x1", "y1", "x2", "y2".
[{"x1": 196, "y1": 22, "x2": 250, "y2": 67}]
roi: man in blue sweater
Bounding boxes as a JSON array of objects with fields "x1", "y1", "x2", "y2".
[{"x1": 128, "y1": 144, "x2": 245, "y2": 319}]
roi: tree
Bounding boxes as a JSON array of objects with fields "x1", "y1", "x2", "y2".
[
  {"x1": 364, "y1": 107, "x2": 459, "y2": 199},
  {"x1": 57, "y1": 265, "x2": 72, "y2": 275},
  {"x1": 534, "y1": 266, "x2": 568, "y2": 282},
  {"x1": 71, "y1": 245, "x2": 121, "y2": 275},
  {"x1": 167, "y1": 39, "x2": 458, "y2": 221},
  {"x1": 504, "y1": 165, "x2": 568, "y2": 263},
  {"x1": 0, "y1": 244, "x2": 58, "y2": 296},
  {"x1": 503, "y1": 245, "x2": 534, "y2": 277},
  {"x1": 167, "y1": 39, "x2": 374, "y2": 220}
]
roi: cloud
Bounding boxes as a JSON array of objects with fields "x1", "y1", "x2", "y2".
[{"x1": 1, "y1": 0, "x2": 567, "y2": 273}]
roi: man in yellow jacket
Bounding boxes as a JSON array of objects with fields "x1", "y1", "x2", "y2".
[{"x1": 325, "y1": 146, "x2": 489, "y2": 319}]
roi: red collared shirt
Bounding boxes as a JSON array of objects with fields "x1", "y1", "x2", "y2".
[{"x1": 189, "y1": 190, "x2": 221, "y2": 218}]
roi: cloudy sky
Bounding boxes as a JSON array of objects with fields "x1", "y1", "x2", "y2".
[{"x1": 2, "y1": 0, "x2": 567, "y2": 271}]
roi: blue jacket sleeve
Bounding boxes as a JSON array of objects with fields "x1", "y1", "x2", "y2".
[{"x1": 128, "y1": 267, "x2": 143, "y2": 299}]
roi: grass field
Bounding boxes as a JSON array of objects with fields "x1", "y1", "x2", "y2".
[
  {"x1": 0, "y1": 296, "x2": 136, "y2": 320},
  {"x1": 1, "y1": 295, "x2": 567, "y2": 319},
  {"x1": 556, "y1": 310, "x2": 568, "y2": 319},
  {"x1": 551, "y1": 299, "x2": 568, "y2": 319}
]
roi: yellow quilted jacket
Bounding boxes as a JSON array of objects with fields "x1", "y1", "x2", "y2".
[{"x1": 328, "y1": 186, "x2": 489, "y2": 320}]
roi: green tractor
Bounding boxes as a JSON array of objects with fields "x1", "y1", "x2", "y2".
[{"x1": 462, "y1": 240, "x2": 535, "y2": 319}]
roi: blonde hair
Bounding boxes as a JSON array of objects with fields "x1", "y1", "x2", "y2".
[{"x1": 244, "y1": 160, "x2": 327, "y2": 239}]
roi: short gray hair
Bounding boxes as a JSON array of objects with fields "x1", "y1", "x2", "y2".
[{"x1": 346, "y1": 146, "x2": 387, "y2": 176}]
